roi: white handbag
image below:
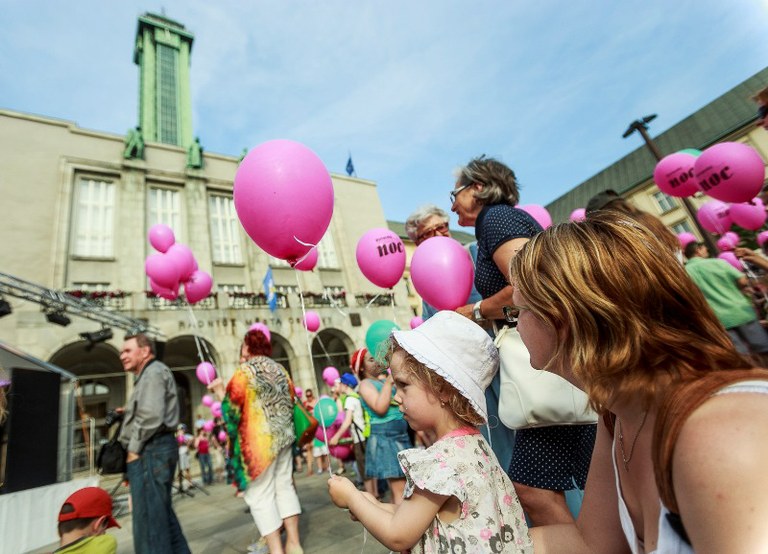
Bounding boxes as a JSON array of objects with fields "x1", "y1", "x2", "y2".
[{"x1": 495, "y1": 325, "x2": 597, "y2": 429}]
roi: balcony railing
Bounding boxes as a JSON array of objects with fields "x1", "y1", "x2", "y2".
[
  {"x1": 227, "y1": 292, "x2": 288, "y2": 309},
  {"x1": 146, "y1": 293, "x2": 218, "y2": 310},
  {"x1": 355, "y1": 293, "x2": 395, "y2": 307},
  {"x1": 302, "y1": 292, "x2": 348, "y2": 308},
  {"x1": 65, "y1": 290, "x2": 131, "y2": 310}
]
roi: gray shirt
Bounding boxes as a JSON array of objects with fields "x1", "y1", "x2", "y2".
[{"x1": 119, "y1": 359, "x2": 180, "y2": 454}]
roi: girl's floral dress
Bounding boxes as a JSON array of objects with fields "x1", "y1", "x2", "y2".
[{"x1": 398, "y1": 428, "x2": 532, "y2": 554}]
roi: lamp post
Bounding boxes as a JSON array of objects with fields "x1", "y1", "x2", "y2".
[{"x1": 623, "y1": 115, "x2": 718, "y2": 253}]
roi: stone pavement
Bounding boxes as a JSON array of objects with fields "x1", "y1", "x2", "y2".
[{"x1": 31, "y1": 470, "x2": 391, "y2": 554}]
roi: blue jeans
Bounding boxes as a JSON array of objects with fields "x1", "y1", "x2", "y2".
[
  {"x1": 126, "y1": 433, "x2": 191, "y2": 554},
  {"x1": 198, "y1": 452, "x2": 213, "y2": 485}
]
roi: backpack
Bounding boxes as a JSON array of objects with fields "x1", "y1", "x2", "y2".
[{"x1": 342, "y1": 392, "x2": 371, "y2": 440}]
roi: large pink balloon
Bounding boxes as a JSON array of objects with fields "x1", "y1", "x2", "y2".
[
  {"x1": 148, "y1": 224, "x2": 176, "y2": 253},
  {"x1": 697, "y1": 200, "x2": 732, "y2": 234},
  {"x1": 355, "y1": 228, "x2": 406, "y2": 288},
  {"x1": 166, "y1": 244, "x2": 196, "y2": 282},
  {"x1": 729, "y1": 199, "x2": 766, "y2": 231},
  {"x1": 410, "y1": 316, "x2": 424, "y2": 329},
  {"x1": 694, "y1": 142, "x2": 765, "y2": 203},
  {"x1": 653, "y1": 152, "x2": 699, "y2": 197},
  {"x1": 184, "y1": 270, "x2": 213, "y2": 304},
  {"x1": 718, "y1": 251, "x2": 744, "y2": 271},
  {"x1": 724, "y1": 231, "x2": 740, "y2": 245},
  {"x1": 758, "y1": 230, "x2": 768, "y2": 247},
  {"x1": 717, "y1": 236, "x2": 736, "y2": 252},
  {"x1": 196, "y1": 362, "x2": 217, "y2": 385},
  {"x1": 410, "y1": 236, "x2": 474, "y2": 310},
  {"x1": 519, "y1": 205, "x2": 552, "y2": 229},
  {"x1": 146, "y1": 253, "x2": 181, "y2": 289},
  {"x1": 303, "y1": 310, "x2": 321, "y2": 332},
  {"x1": 294, "y1": 247, "x2": 318, "y2": 271},
  {"x1": 322, "y1": 366, "x2": 340, "y2": 386},
  {"x1": 248, "y1": 322, "x2": 272, "y2": 342},
  {"x1": 234, "y1": 140, "x2": 334, "y2": 265},
  {"x1": 569, "y1": 208, "x2": 586, "y2": 222},
  {"x1": 677, "y1": 232, "x2": 697, "y2": 248},
  {"x1": 149, "y1": 278, "x2": 179, "y2": 301}
]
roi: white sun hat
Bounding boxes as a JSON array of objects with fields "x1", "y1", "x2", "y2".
[{"x1": 391, "y1": 310, "x2": 498, "y2": 422}]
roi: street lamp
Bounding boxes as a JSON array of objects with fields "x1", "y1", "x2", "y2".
[{"x1": 622, "y1": 115, "x2": 717, "y2": 253}]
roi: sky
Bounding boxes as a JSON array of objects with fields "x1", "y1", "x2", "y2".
[{"x1": 2, "y1": 0, "x2": 768, "y2": 225}]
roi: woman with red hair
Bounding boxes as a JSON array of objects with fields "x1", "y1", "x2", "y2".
[
  {"x1": 208, "y1": 328, "x2": 303, "y2": 554},
  {"x1": 351, "y1": 347, "x2": 412, "y2": 505}
]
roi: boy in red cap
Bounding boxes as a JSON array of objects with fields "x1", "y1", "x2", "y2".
[{"x1": 56, "y1": 487, "x2": 119, "y2": 553}]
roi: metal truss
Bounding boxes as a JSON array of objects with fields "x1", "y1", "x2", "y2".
[{"x1": 0, "y1": 272, "x2": 164, "y2": 339}]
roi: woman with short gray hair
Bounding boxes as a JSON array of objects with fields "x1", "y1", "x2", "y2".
[{"x1": 404, "y1": 204, "x2": 450, "y2": 245}]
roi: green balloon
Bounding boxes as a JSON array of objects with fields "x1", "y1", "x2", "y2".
[
  {"x1": 365, "y1": 319, "x2": 400, "y2": 363},
  {"x1": 313, "y1": 397, "x2": 338, "y2": 426},
  {"x1": 678, "y1": 148, "x2": 702, "y2": 157}
]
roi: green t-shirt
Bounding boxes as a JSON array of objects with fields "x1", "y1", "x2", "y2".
[
  {"x1": 685, "y1": 257, "x2": 756, "y2": 329},
  {"x1": 55, "y1": 534, "x2": 117, "y2": 553}
]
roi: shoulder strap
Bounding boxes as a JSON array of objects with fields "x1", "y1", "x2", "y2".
[{"x1": 652, "y1": 368, "x2": 768, "y2": 514}]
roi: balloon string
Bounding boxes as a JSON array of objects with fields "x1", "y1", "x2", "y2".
[
  {"x1": 315, "y1": 334, "x2": 335, "y2": 365},
  {"x1": 290, "y1": 240, "x2": 319, "y2": 268},
  {"x1": 390, "y1": 290, "x2": 398, "y2": 327},
  {"x1": 320, "y1": 418, "x2": 333, "y2": 479},
  {"x1": 295, "y1": 271, "x2": 316, "y2": 382},
  {"x1": 365, "y1": 293, "x2": 381, "y2": 310},
  {"x1": 186, "y1": 305, "x2": 205, "y2": 362}
]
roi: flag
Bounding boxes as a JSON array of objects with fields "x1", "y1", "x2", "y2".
[
  {"x1": 345, "y1": 155, "x2": 355, "y2": 176},
  {"x1": 262, "y1": 267, "x2": 277, "y2": 312}
]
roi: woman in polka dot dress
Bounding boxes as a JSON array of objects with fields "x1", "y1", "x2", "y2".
[{"x1": 451, "y1": 155, "x2": 597, "y2": 526}]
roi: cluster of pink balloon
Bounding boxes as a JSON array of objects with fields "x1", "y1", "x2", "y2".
[
  {"x1": 145, "y1": 224, "x2": 213, "y2": 304},
  {"x1": 234, "y1": 140, "x2": 334, "y2": 267}
]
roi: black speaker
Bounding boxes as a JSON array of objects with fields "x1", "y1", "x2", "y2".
[{"x1": 0, "y1": 368, "x2": 61, "y2": 493}]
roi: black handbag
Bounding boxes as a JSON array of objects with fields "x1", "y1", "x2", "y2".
[{"x1": 97, "y1": 421, "x2": 127, "y2": 475}]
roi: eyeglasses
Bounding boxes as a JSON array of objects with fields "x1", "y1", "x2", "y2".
[
  {"x1": 758, "y1": 105, "x2": 768, "y2": 120},
  {"x1": 450, "y1": 183, "x2": 472, "y2": 204},
  {"x1": 415, "y1": 222, "x2": 449, "y2": 244}
]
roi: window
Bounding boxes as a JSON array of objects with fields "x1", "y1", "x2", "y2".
[
  {"x1": 652, "y1": 191, "x2": 677, "y2": 214},
  {"x1": 71, "y1": 282, "x2": 111, "y2": 292},
  {"x1": 276, "y1": 286, "x2": 298, "y2": 297},
  {"x1": 270, "y1": 256, "x2": 291, "y2": 268},
  {"x1": 148, "y1": 188, "x2": 182, "y2": 242},
  {"x1": 218, "y1": 284, "x2": 246, "y2": 293},
  {"x1": 72, "y1": 178, "x2": 115, "y2": 258},
  {"x1": 209, "y1": 195, "x2": 243, "y2": 264},
  {"x1": 672, "y1": 220, "x2": 694, "y2": 235},
  {"x1": 156, "y1": 43, "x2": 179, "y2": 145},
  {"x1": 317, "y1": 233, "x2": 339, "y2": 269}
]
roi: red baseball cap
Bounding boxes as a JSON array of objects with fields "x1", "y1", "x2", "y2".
[{"x1": 58, "y1": 487, "x2": 120, "y2": 529}]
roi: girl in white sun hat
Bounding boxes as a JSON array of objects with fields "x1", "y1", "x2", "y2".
[{"x1": 328, "y1": 310, "x2": 532, "y2": 553}]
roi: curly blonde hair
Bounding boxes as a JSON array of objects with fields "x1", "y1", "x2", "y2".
[
  {"x1": 509, "y1": 211, "x2": 750, "y2": 413},
  {"x1": 387, "y1": 340, "x2": 484, "y2": 427}
]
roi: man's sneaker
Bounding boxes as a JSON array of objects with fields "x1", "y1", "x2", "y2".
[{"x1": 247, "y1": 538, "x2": 269, "y2": 553}]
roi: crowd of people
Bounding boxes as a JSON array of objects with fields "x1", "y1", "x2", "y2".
[{"x1": 47, "y1": 89, "x2": 768, "y2": 553}]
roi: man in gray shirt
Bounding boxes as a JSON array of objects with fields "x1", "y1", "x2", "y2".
[{"x1": 119, "y1": 333, "x2": 190, "y2": 553}]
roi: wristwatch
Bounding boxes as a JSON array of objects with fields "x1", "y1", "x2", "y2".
[
  {"x1": 472, "y1": 300, "x2": 485, "y2": 322},
  {"x1": 502, "y1": 305, "x2": 518, "y2": 325}
]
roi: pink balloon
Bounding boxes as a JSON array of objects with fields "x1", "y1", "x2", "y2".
[
  {"x1": 653, "y1": 152, "x2": 699, "y2": 197},
  {"x1": 149, "y1": 278, "x2": 179, "y2": 301},
  {"x1": 303, "y1": 311, "x2": 321, "y2": 332},
  {"x1": 322, "y1": 366, "x2": 340, "y2": 386},
  {"x1": 758, "y1": 231, "x2": 768, "y2": 247},
  {"x1": 694, "y1": 142, "x2": 765, "y2": 203},
  {"x1": 148, "y1": 224, "x2": 176, "y2": 253},
  {"x1": 196, "y1": 362, "x2": 217, "y2": 385},
  {"x1": 677, "y1": 232, "x2": 697, "y2": 248},
  {"x1": 329, "y1": 444, "x2": 354, "y2": 461},
  {"x1": 166, "y1": 244, "x2": 196, "y2": 282},
  {"x1": 519, "y1": 205, "x2": 552, "y2": 229},
  {"x1": 569, "y1": 208, "x2": 586, "y2": 222},
  {"x1": 218, "y1": 430, "x2": 227, "y2": 443},
  {"x1": 294, "y1": 386, "x2": 303, "y2": 398},
  {"x1": 234, "y1": 140, "x2": 334, "y2": 265},
  {"x1": 717, "y1": 251, "x2": 744, "y2": 271},
  {"x1": 184, "y1": 270, "x2": 213, "y2": 304},
  {"x1": 211, "y1": 401, "x2": 222, "y2": 418},
  {"x1": 145, "y1": 253, "x2": 181, "y2": 289},
  {"x1": 294, "y1": 247, "x2": 318, "y2": 271},
  {"x1": 729, "y1": 199, "x2": 766, "y2": 231},
  {"x1": 410, "y1": 316, "x2": 424, "y2": 329},
  {"x1": 724, "y1": 231, "x2": 740, "y2": 245},
  {"x1": 410, "y1": 236, "x2": 474, "y2": 310},
  {"x1": 248, "y1": 322, "x2": 272, "y2": 342},
  {"x1": 202, "y1": 394, "x2": 214, "y2": 407},
  {"x1": 697, "y1": 200, "x2": 732, "y2": 234},
  {"x1": 355, "y1": 228, "x2": 406, "y2": 289},
  {"x1": 203, "y1": 420, "x2": 215, "y2": 433},
  {"x1": 717, "y1": 236, "x2": 736, "y2": 251},
  {"x1": 177, "y1": 434, "x2": 186, "y2": 445}
]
